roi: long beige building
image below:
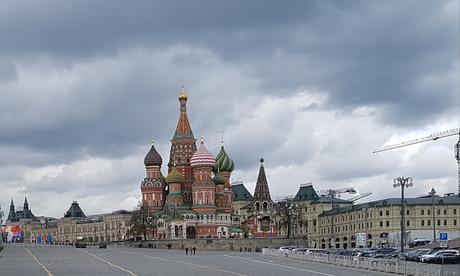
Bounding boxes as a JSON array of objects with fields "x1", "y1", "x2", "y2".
[
  {"x1": 272, "y1": 184, "x2": 460, "y2": 249},
  {"x1": 7, "y1": 201, "x2": 132, "y2": 244}
]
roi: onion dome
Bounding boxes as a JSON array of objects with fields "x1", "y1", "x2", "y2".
[
  {"x1": 144, "y1": 142, "x2": 162, "y2": 166},
  {"x1": 212, "y1": 173, "x2": 226, "y2": 185},
  {"x1": 178, "y1": 86, "x2": 188, "y2": 101},
  {"x1": 190, "y1": 137, "x2": 215, "y2": 167},
  {"x1": 215, "y1": 145, "x2": 234, "y2": 172},
  {"x1": 166, "y1": 167, "x2": 185, "y2": 184}
]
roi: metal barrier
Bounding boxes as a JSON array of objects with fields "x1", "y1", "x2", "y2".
[{"x1": 262, "y1": 249, "x2": 456, "y2": 276}]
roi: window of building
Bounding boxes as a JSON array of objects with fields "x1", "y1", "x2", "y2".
[
  {"x1": 386, "y1": 210, "x2": 389, "y2": 216},
  {"x1": 421, "y1": 210, "x2": 424, "y2": 216},
  {"x1": 406, "y1": 210, "x2": 410, "y2": 216},
  {"x1": 444, "y1": 220, "x2": 447, "y2": 226},
  {"x1": 428, "y1": 209, "x2": 431, "y2": 215},
  {"x1": 379, "y1": 211, "x2": 383, "y2": 216},
  {"x1": 386, "y1": 221, "x2": 389, "y2": 227},
  {"x1": 421, "y1": 220, "x2": 425, "y2": 226},
  {"x1": 454, "y1": 209, "x2": 457, "y2": 215},
  {"x1": 437, "y1": 220, "x2": 441, "y2": 226},
  {"x1": 437, "y1": 210, "x2": 441, "y2": 215},
  {"x1": 380, "y1": 221, "x2": 383, "y2": 227},
  {"x1": 443, "y1": 209, "x2": 447, "y2": 215},
  {"x1": 407, "y1": 220, "x2": 410, "y2": 227},
  {"x1": 427, "y1": 220, "x2": 431, "y2": 226},
  {"x1": 454, "y1": 219, "x2": 457, "y2": 226}
]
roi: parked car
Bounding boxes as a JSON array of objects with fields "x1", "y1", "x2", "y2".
[
  {"x1": 306, "y1": 249, "x2": 328, "y2": 255},
  {"x1": 98, "y1": 241, "x2": 108, "y2": 249},
  {"x1": 420, "y1": 250, "x2": 460, "y2": 264},
  {"x1": 278, "y1": 246, "x2": 297, "y2": 252},
  {"x1": 292, "y1": 248, "x2": 309, "y2": 253},
  {"x1": 406, "y1": 249, "x2": 433, "y2": 262}
]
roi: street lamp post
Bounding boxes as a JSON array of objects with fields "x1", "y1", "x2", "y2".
[
  {"x1": 393, "y1": 177, "x2": 413, "y2": 252},
  {"x1": 429, "y1": 187, "x2": 436, "y2": 243}
]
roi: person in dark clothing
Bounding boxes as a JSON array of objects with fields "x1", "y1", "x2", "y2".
[
  {"x1": 185, "y1": 247, "x2": 189, "y2": 255},
  {"x1": 192, "y1": 246, "x2": 196, "y2": 255}
]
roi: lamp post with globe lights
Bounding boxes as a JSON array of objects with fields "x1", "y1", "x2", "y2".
[{"x1": 393, "y1": 177, "x2": 413, "y2": 252}]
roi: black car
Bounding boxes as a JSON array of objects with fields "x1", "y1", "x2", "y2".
[{"x1": 98, "y1": 241, "x2": 107, "y2": 249}]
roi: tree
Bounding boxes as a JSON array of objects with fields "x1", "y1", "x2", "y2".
[{"x1": 129, "y1": 201, "x2": 157, "y2": 241}]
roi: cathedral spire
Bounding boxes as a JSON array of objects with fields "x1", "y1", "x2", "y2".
[
  {"x1": 24, "y1": 195, "x2": 29, "y2": 210},
  {"x1": 173, "y1": 86, "x2": 194, "y2": 140},
  {"x1": 7, "y1": 198, "x2": 16, "y2": 222},
  {"x1": 253, "y1": 157, "x2": 272, "y2": 202}
]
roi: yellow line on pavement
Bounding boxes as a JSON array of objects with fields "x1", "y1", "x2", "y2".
[
  {"x1": 111, "y1": 248, "x2": 248, "y2": 276},
  {"x1": 24, "y1": 248, "x2": 53, "y2": 276},
  {"x1": 76, "y1": 248, "x2": 138, "y2": 276}
]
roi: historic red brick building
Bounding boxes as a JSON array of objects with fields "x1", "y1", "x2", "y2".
[{"x1": 140, "y1": 87, "x2": 234, "y2": 239}]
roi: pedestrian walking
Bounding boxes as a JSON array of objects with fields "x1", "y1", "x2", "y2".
[
  {"x1": 185, "y1": 247, "x2": 189, "y2": 255},
  {"x1": 192, "y1": 246, "x2": 196, "y2": 255}
]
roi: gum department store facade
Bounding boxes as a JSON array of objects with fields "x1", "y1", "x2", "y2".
[{"x1": 5, "y1": 88, "x2": 460, "y2": 247}]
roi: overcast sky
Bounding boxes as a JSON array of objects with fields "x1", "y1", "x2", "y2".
[{"x1": 0, "y1": 0, "x2": 459, "y2": 218}]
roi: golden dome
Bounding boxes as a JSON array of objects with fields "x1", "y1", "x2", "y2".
[{"x1": 178, "y1": 86, "x2": 188, "y2": 101}]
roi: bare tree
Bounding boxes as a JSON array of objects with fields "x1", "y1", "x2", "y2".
[{"x1": 129, "y1": 201, "x2": 157, "y2": 241}]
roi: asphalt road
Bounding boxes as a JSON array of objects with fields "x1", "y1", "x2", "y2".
[{"x1": 0, "y1": 244, "x2": 458, "y2": 276}]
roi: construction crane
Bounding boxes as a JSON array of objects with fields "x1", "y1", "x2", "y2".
[
  {"x1": 373, "y1": 127, "x2": 460, "y2": 195},
  {"x1": 317, "y1": 187, "x2": 357, "y2": 198},
  {"x1": 349, "y1": 191, "x2": 372, "y2": 202}
]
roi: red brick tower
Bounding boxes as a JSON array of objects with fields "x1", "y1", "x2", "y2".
[
  {"x1": 168, "y1": 87, "x2": 197, "y2": 206},
  {"x1": 141, "y1": 142, "x2": 166, "y2": 213}
]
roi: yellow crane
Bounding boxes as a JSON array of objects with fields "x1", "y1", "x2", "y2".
[{"x1": 373, "y1": 128, "x2": 460, "y2": 195}]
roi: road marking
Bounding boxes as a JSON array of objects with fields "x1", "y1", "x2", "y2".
[
  {"x1": 24, "y1": 248, "x2": 53, "y2": 276},
  {"x1": 76, "y1": 248, "x2": 138, "y2": 276},
  {"x1": 230, "y1": 255, "x2": 336, "y2": 276},
  {"x1": 112, "y1": 248, "x2": 247, "y2": 276}
]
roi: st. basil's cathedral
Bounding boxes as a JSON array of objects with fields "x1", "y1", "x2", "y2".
[{"x1": 139, "y1": 87, "x2": 277, "y2": 239}]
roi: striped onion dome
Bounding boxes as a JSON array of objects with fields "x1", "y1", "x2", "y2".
[
  {"x1": 165, "y1": 167, "x2": 185, "y2": 184},
  {"x1": 190, "y1": 137, "x2": 215, "y2": 168},
  {"x1": 212, "y1": 173, "x2": 226, "y2": 185},
  {"x1": 214, "y1": 145, "x2": 234, "y2": 172}
]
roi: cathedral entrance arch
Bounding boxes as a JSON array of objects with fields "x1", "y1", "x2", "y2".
[{"x1": 186, "y1": 226, "x2": 196, "y2": 239}]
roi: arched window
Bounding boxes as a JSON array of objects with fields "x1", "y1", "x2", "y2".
[
  {"x1": 255, "y1": 202, "x2": 260, "y2": 211},
  {"x1": 263, "y1": 202, "x2": 268, "y2": 211}
]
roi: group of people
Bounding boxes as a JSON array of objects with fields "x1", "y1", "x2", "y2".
[{"x1": 185, "y1": 246, "x2": 196, "y2": 255}]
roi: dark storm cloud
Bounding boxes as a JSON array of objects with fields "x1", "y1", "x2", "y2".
[{"x1": 1, "y1": 0, "x2": 456, "y2": 131}]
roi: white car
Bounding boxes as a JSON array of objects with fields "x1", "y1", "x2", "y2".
[
  {"x1": 278, "y1": 246, "x2": 297, "y2": 252},
  {"x1": 292, "y1": 248, "x2": 309, "y2": 254}
]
